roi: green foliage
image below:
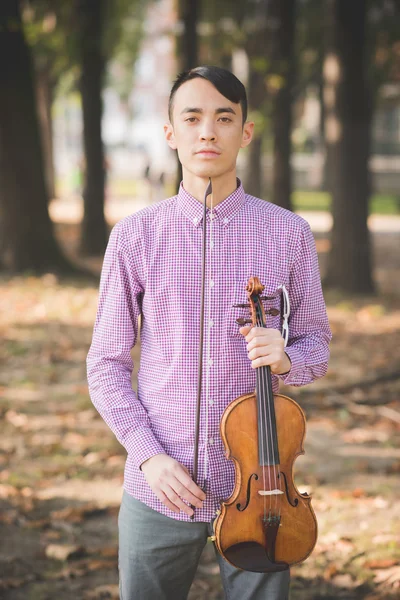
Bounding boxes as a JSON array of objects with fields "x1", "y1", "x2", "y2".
[
  {"x1": 104, "y1": 0, "x2": 148, "y2": 103},
  {"x1": 22, "y1": 0, "x2": 149, "y2": 101}
]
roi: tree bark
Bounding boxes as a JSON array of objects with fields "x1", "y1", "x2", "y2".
[
  {"x1": 174, "y1": 0, "x2": 199, "y2": 193},
  {"x1": 270, "y1": 0, "x2": 296, "y2": 211},
  {"x1": 36, "y1": 66, "x2": 56, "y2": 200},
  {"x1": 324, "y1": 0, "x2": 374, "y2": 293},
  {"x1": 243, "y1": 2, "x2": 269, "y2": 198},
  {"x1": 0, "y1": 0, "x2": 72, "y2": 273},
  {"x1": 78, "y1": 0, "x2": 108, "y2": 256}
]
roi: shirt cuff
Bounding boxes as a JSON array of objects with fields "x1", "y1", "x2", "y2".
[
  {"x1": 277, "y1": 346, "x2": 305, "y2": 386},
  {"x1": 123, "y1": 426, "x2": 166, "y2": 471}
]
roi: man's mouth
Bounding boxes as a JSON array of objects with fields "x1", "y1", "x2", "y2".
[{"x1": 195, "y1": 150, "x2": 221, "y2": 157}]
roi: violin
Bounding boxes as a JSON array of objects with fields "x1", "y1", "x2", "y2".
[{"x1": 213, "y1": 276, "x2": 317, "y2": 573}]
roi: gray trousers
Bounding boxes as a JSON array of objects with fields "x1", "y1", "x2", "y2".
[{"x1": 118, "y1": 490, "x2": 290, "y2": 600}]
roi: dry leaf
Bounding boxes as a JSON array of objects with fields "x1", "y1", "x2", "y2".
[
  {"x1": 84, "y1": 584, "x2": 119, "y2": 599},
  {"x1": 365, "y1": 559, "x2": 399, "y2": 570},
  {"x1": 324, "y1": 564, "x2": 338, "y2": 580},
  {"x1": 45, "y1": 544, "x2": 86, "y2": 561}
]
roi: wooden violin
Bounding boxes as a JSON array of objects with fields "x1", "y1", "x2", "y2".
[{"x1": 213, "y1": 276, "x2": 317, "y2": 573}]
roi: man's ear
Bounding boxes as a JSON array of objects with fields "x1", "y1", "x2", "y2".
[
  {"x1": 164, "y1": 122, "x2": 177, "y2": 150},
  {"x1": 240, "y1": 121, "x2": 254, "y2": 149}
]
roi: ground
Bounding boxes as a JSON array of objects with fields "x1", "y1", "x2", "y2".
[{"x1": 0, "y1": 197, "x2": 399, "y2": 600}]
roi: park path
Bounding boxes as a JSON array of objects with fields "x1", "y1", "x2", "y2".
[{"x1": 49, "y1": 190, "x2": 400, "y2": 233}]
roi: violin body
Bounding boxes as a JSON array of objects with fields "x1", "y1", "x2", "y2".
[{"x1": 214, "y1": 390, "x2": 317, "y2": 573}]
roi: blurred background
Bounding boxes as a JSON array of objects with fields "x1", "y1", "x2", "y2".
[{"x1": 0, "y1": 0, "x2": 399, "y2": 599}]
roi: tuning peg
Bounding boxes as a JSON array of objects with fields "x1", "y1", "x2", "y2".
[
  {"x1": 236, "y1": 318, "x2": 253, "y2": 326},
  {"x1": 266, "y1": 308, "x2": 280, "y2": 317},
  {"x1": 233, "y1": 303, "x2": 250, "y2": 308},
  {"x1": 260, "y1": 295, "x2": 276, "y2": 301}
]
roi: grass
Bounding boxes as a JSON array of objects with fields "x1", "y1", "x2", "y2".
[
  {"x1": 57, "y1": 175, "x2": 400, "y2": 215},
  {"x1": 293, "y1": 190, "x2": 400, "y2": 214}
]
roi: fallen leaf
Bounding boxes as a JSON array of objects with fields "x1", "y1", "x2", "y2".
[
  {"x1": 365, "y1": 559, "x2": 399, "y2": 569},
  {"x1": 324, "y1": 564, "x2": 338, "y2": 580},
  {"x1": 84, "y1": 584, "x2": 119, "y2": 599},
  {"x1": 374, "y1": 565, "x2": 400, "y2": 588},
  {"x1": 50, "y1": 503, "x2": 107, "y2": 523},
  {"x1": 45, "y1": 544, "x2": 86, "y2": 561}
]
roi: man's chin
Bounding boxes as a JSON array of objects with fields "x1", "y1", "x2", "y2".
[{"x1": 185, "y1": 163, "x2": 226, "y2": 179}]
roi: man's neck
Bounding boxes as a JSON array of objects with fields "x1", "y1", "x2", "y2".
[{"x1": 182, "y1": 170, "x2": 238, "y2": 208}]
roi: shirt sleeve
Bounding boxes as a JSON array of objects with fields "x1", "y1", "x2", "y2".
[
  {"x1": 86, "y1": 220, "x2": 165, "y2": 469},
  {"x1": 277, "y1": 219, "x2": 332, "y2": 386}
]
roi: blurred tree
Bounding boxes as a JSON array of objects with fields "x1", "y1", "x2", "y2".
[
  {"x1": 324, "y1": 0, "x2": 400, "y2": 292},
  {"x1": 0, "y1": 0, "x2": 73, "y2": 272},
  {"x1": 323, "y1": 0, "x2": 374, "y2": 293},
  {"x1": 239, "y1": 0, "x2": 296, "y2": 209},
  {"x1": 242, "y1": 1, "x2": 269, "y2": 200},
  {"x1": 75, "y1": 0, "x2": 107, "y2": 256},
  {"x1": 266, "y1": 0, "x2": 296, "y2": 210},
  {"x1": 22, "y1": 1, "x2": 71, "y2": 201},
  {"x1": 77, "y1": 0, "x2": 147, "y2": 255},
  {"x1": 174, "y1": 0, "x2": 200, "y2": 192},
  {"x1": 23, "y1": 0, "x2": 146, "y2": 257}
]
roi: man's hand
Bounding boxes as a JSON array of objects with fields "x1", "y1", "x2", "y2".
[
  {"x1": 140, "y1": 454, "x2": 206, "y2": 517},
  {"x1": 239, "y1": 325, "x2": 291, "y2": 375}
]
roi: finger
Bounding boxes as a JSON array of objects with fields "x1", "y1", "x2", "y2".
[
  {"x1": 250, "y1": 353, "x2": 280, "y2": 369},
  {"x1": 173, "y1": 466, "x2": 206, "y2": 502},
  {"x1": 247, "y1": 329, "x2": 282, "y2": 347},
  {"x1": 156, "y1": 490, "x2": 182, "y2": 514},
  {"x1": 164, "y1": 485, "x2": 194, "y2": 517},
  {"x1": 247, "y1": 345, "x2": 269, "y2": 360},
  {"x1": 170, "y1": 476, "x2": 204, "y2": 508},
  {"x1": 248, "y1": 340, "x2": 283, "y2": 358}
]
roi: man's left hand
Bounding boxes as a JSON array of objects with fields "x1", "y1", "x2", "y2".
[{"x1": 239, "y1": 326, "x2": 291, "y2": 375}]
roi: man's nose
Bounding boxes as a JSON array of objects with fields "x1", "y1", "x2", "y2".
[{"x1": 200, "y1": 121, "x2": 217, "y2": 141}]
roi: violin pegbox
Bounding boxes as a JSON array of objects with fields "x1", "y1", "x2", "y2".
[{"x1": 233, "y1": 276, "x2": 281, "y2": 326}]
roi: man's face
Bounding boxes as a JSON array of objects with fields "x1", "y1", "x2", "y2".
[{"x1": 164, "y1": 78, "x2": 253, "y2": 180}]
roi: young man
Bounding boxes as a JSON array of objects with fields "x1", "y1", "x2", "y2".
[{"x1": 87, "y1": 65, "x2": 331, "y2": 600}]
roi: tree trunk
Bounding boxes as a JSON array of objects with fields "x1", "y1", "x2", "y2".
[
  {"x1": 36, "y1": 66, "x2": 56, "y2": 200},
  {"x1": 324, "y1": 0, "x2": 374, "y2": 293},
  {"x1": 0, "y1": 0, "x2": 72, "y2": 273},
  {"x1": 243, "y1": 1, "x2": 269, "y2": 198},
  {"x1": 174, "y1": 0, "x2": 199, "y2": 193},
  {"x1": 270, "y1": 0, "x2": 295, "y2": 211},
  {"x1": 78, "y1": 0, "x2": 108, "y2": 256}
]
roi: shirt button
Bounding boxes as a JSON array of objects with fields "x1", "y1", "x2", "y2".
[
  {"x1": 210, "y1": 280, "x2": 214, "y2": 288},
  {"x1": 208, "y1": 358, "x2": 214, "y2": 366},
  {"x1": 209, "y1": 399, "x2": 214, "y2": 406},
  {"x1": 209, "y1": 319, "x2": 214, "y2": 328},
  {"x1": 193, "y1": 216, "x2": 199, "y2": 224},
  {"x1": 209, "y1": 437, "x2": 214, "y2": 445},
  {"x1": 223, "y1": 217, "x2": 229, "y2": 224},
  {"x1": 210, "y1": 241, "x2": 214, "y2": 250}
]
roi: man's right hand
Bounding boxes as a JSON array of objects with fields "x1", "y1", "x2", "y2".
[{"x1": 140, "y1": 454, "x2": 206, "y2": 517}]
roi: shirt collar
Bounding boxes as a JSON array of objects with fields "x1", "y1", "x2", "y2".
[{"x1": 176, "y1": 178, "x2": 246, "y2": 228}]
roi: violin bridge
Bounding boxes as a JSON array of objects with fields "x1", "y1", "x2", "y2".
[{"x1": 258, "y1": 489, "x2": 284, "y2": 496}]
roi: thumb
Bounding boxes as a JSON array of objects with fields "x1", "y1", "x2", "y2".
[{"x1": 239, "y1": 325, "x2": 252, "y2": 337}]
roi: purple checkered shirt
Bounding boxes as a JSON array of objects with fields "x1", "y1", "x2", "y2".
[{"x1": 87, "y1": 178, "x2": 331, "y2": 522}]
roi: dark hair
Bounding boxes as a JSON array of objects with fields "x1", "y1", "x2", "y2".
[{"x1": 168, "y1": 65, "x2": 247, "y2": 126}]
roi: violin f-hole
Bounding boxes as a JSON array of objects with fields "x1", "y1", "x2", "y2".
[
  {"x1": 237, "y1": 473, "x2": 258, "y2": 511},
  {"x1": 278, "y1": 471, "x2": 299, "y2": 507}
]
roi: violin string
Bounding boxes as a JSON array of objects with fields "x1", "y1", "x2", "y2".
[
  {"x1": 256, "y1": 309, "x2": 273, "y2": 518},
  {"x1": 257, "y1": 305, "x2": 280, "y2": 518},
  {"x1": 203, "y1": 186, "x2": 214, "y2": 489},
  {"x1": 256, "y1": 358, "x2": 267, "y2": 520}
]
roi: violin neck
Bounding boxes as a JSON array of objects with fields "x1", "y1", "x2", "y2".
[{"x1": 256, "y1": 365, "x2": 280, "y2": 466}]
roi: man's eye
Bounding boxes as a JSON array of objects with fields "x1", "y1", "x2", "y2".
[
  {"x1": 185, "y1": 117, "x2": 197, "y2": 122},
  {"x1": 219, "y1": 117, "x2": 232, "y2": 123}
]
